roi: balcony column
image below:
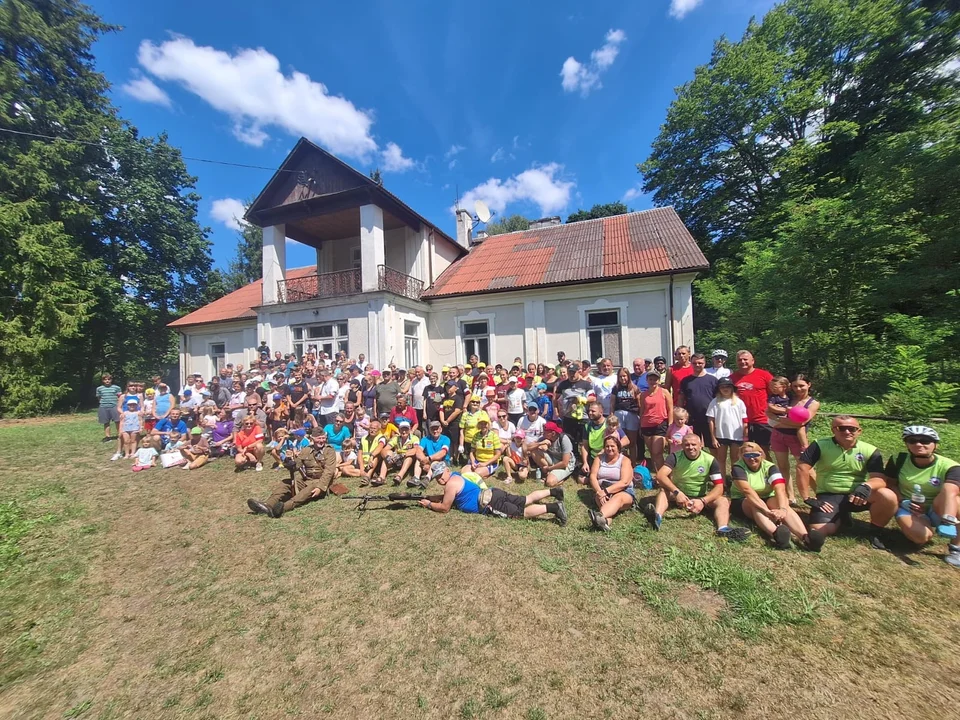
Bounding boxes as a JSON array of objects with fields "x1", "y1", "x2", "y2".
[
  {"x1": 262, "y1": 224, "x2": 286, "y2": 304},
  {"x1": 360, "y1": 204, "x2": 385, "y2": 293}
]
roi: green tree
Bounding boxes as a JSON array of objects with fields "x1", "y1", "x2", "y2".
[
  {"x1": 566, "y1": 202, "x2": 629, "y2": 223},
  {"x1": 222, "y1": 199, "x2": 262, "y2": 290},
  {"x1": 484, "y1": 214, "x2": 530, "y2": 236},
  {"x1": 369, "y1": 168, "x2": 382, "y2": 185}
]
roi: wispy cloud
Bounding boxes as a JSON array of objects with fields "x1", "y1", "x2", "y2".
[
  {"x1": 490, "y1": 147, "x2": 516, "y2": 163},
  {"x1": 669, "y1": 0, "x2": 704, "y2": 20},
  {"x1": 121, "y1": 73, "x2": 171, "y2": 107},
  {"x1": 380, "y1": 142, "x2": 415, "y2": 172},
  {"x1": 560, "y1": 29, "x2": 627, "y2": 96},
  {"x1": 445, "y1": 144, "x2": 465, "y2": 170},
  {"x1": 210, "y1": 198, "x2": 247, "y2": 231},
  {"x1": 458, "y1": 164, "x2": 575, "y2": 217},
  {"x1": 623, "y1": 186, "x2": 643, "y2": 203}
]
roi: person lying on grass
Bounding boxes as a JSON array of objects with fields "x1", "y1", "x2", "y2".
[
  {"x1": 420, "y1": 462, "x2": 567, "y2": 525},
  {"x1": 885, "y1": 425, "x2": 960, "y2": 569},
  {"x1": 247, "y1": 427, "x2": 337, "y2": 518},
  {"x1": 796, "y1": 416, "x2": 896, "y2": 550},
  {"x1": 647, "y1": 433, "x2": 749, "y2": 541},
  {"x1": 587, "y1": 435, "x2": 635, "y2": 532},
  {"x1": 730, "y1": 442, "x2": 824, "y2": 551}
]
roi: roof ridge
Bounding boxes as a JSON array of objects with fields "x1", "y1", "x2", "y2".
[{"x1": 482, "y1": 206, "x2": 672, "y2": 242}]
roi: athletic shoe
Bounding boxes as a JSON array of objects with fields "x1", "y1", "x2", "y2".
[
  {"x1": 773, "y1": 524, "x2": 791, "y2": 550},
  {"x1": 110, "y1": 452, "x2": 122, "y2": 461},
  {"x1": 587, "y1": 509, "x2": 599, "y2": 530},
  {"x1": 642, "y1": 503, "x2": 661, "y2": 531},
  {"x1": 869, "y1": 532, "x2": 888, "y2": 550},
  {"x1": 255, "y1": 462, "x2": 263, "y2": 472},
  {"x1": 406, "y1": 477, "x2": 420, "y2": 488},
  {"x1": 554, "y1": 502, "x2": 568, "y2": 527},
  {"x1": 552, "y1": 487, "x2": 564, "y2": 501},
  {"x1": 936, "y1": 515, "x2": 958, "y2": 539},
  {"x1": 718, "y1": 527, "x2": 751, "y2": 543},
  {"x1": 945, "y1": 546, "x2": 960, "y2": 569},
  {"x1": 247, "y1": 498, "x2": 270, "y2": 516},
  {"x1": 595, "y1": 513, "x2": 611, "y2": 532},
  {"x1": 804, "y1": 528, "x2": 826, "y2": 552}
]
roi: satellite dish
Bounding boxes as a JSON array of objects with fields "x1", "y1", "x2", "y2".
[{"x1": 474, "y1": 200, "x2": 491, "y2": 224}]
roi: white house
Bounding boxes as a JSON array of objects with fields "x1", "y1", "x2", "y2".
[{"x1": 169, "y1": 138, "x2": 708, "y2": 380}]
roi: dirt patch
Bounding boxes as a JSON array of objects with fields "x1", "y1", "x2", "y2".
[{"x1": 676, "y1": 584, "x2": 727, "y2": 621}]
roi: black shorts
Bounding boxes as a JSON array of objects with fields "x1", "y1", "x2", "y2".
[
  {"x1": 562, "y1": 417, "x2": 584, "y2": 447},
  {"x1": 717, "y1": 438, "x2": 743, "y2": 447},
  {"x1": 508, "y1": 413, "x2": 523, "y2": 427},
  {"x1": 809, "y1": 493, "x2": 870, "y2": 526},
  {"x1": 641, "y1": 421, "x2": 668, "y2": 437},
  {"x1": 748, "y1": 422, "x2": 772, "y2": 447},
  {"x1": 484, "y1": 487, "x2": 526, "y2": 519},
  {"x1": 462, "y1": 441, "x2": 472, "y2": 458}
]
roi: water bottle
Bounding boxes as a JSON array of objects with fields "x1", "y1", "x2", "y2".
[{"x1": 910, "y1": 484, "x2": 926, "y2": 511}]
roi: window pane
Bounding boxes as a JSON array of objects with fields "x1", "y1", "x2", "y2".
[
  {"x1": 404, "y1": 320, "x2": 418, "y2": 337},
  {"x1": 294, "y1": 342, "x2": 303, "y2": 358},
  {"x1": 308, "y1": 325, "x2": 333, "y2": 339},
  {"x1": 462, "y1": 321, "x2": 488, "y2": 336},
  {"x1": 294, "y1": 328, "x2": 303, "y2": 340},
  {"x1": 588, "y1": 329, "x2": 603, "y2": 362},
  {"x1": 477, "y1": 338, "x2": 489, "y2": 364},
  {"x1": 337, "y1": 339, "x2": 349, "y2": 355},
  {"x1": 587, "y1": 310, "x2": 619, "y2": 328},
  {"x1": 603, "y1": 328, "x2": 622, "y2": 366},
  {"x1": 210, "y1": 343, "x2": 225, "y2": 355},
  {"x1": 322, "y1": 343, "x2": 334, "y2": 357},
  {"x1": 337, "y1": 322, "x2": 348, "y2": 337}
]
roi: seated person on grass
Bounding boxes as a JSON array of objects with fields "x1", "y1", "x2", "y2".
[
  {"x1": 796, "y1": 415, "x2": 897, "y2": 550},
  {"x1": 730, "y1": 442, "x2": 824, "y2": 551},
  {"x1": 413, "y1": 420, "x2": 450, "y2": 488},
  {"x1": 380, "y1": 420, "x2": 419, "y2": 486},
  {"x1": 246, "y1": 428, "x2": 338, "y2": 518},
  {"x1": 463, "y1": 416, "x2": 503, "y2": 480},
  {"x1": 360, "y1": 418, "x2": 388, "y2": 486},
  {"x1": 421, "y1": 463, "x2": 567, "y2": 526},
  {"x1": 587, "y1": 435, "x2": 635, "y2": 532},
  {"x1": 152, "y1": 408, "x2": 187, "y2": 451},
  {"x1": 180, "y1": 427, "x2": 211, "y2": 470},
  {"x1": 525, "y1": 421, "x2": 576, "y2": 487},
  {"x1": 323, "y1": 414, "x2": 352, "y2": 452},
  {"x1": 648, "y1": 433, "x2": 748, "y2": 541},
  {"x1": 209, "y1": 408, "x2": 235, "y2": 457},
  {"x1": 234, "y1": 416, "x2": 266, "y2": 472},
  {"x1": 336, "y1": 438, "x2": 368, "y2": 481},
  {"x1": 132, "y1": 436, "x2": 159, "y2": 471},
  {"x1": 885, "y1": 425, "x2": 960, "y2": 569}
]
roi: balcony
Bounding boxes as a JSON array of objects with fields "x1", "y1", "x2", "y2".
[{"x1": 276, "y1": 265, "x2": 424, "y2": 303}]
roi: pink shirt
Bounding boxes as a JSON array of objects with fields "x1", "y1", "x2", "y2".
[{"x1": 667, "y1": 422, "x2": 694, "y2": 455}]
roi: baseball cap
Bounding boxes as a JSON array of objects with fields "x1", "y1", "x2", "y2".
[
  {"x1": 145, "y1": 388, "x2": 155, "y2": 396},
  {"x1": 654, "y1": 356, "x2": 666, "y2": 364},
  {"x1": 201, "y1": 389, "x2": 211, "y2": 396},
  {"x1": 190, "y1": 427, "x2": 202, "y2": 435},
  {"x1": 476, "y1": 415, "x2": 490, "y2": 424},
  {"x1": 273, "y1": 393, "x2": 282, "y2": 401},
  {"x1": 464, "y1": 364, "x2": 472, "y2": 370},
  {"x1": 644, "y1": 358, "x2": 652, "y2": 364},
  {"x1": 646, "y1": 370, "x2": 661, "y2": 378},
  {"x1": 478, "y1": 362, "x2": 486, "y2": 368},
  {"x1": 544, "y1": 421, "x2": 561, "y2": 433},
  {"x1": 430, "y1": 461, "x2": 447, "y2": 479},
  {"x1": 536, "y1": 383, "x2": 547, "y2": 391},
  {"x1": 441, "y1": 365, "x2": 451, "y2": 372},
  {"x1": 183, "y1": 388, "x2": 192, "y2": 396},
  {"x1": 397, "y1": 419, "x2": 411, "y2": 428},
  {"x1": 526, "y1": 401, "x2": 539, "y2": 410},
  {"x1": 291, "y1": 429, "x2": 306, "y2": 437},
  {"x1": 379, "y1": 411, "x2": 390, "y2": 419},
  {"x1": 429, "y1": 420, "x2": 442, "y2": 429},
  {"x1": 508, "y1": 377, "x2": 518, "y2": 384},
  {"x1": 716, "y1": 377, "x2": 734, "y2": 388},
  {"x1": 125, "y1": 399, "x2": 138, "y2": 405}
]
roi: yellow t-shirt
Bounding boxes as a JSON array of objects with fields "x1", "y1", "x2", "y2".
[
  {"x1": 459, "y1": 410, "x2": 485, "y2": 444},
  {"x1": 472, "y1": 430, "x2": 501, "y2": 464}
]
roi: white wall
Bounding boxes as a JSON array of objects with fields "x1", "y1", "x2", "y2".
[
  {"x1": 258, "y1": 300, "x2": 371, "y2": 361},
  {"x1": 430, "y1": 233, "x2": 460, "y2": 286},
  {"x1": 425, "y1": 302, "x2": 526, "y2": 366},
  {"x1": 181, "y1": 322, "x2": 258, "y2": 379}
]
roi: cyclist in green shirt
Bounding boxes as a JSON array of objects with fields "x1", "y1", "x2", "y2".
[
  {"x1": 650, "y1": 433, "x2": 748, "y2": 541},
  {"x1": 796, "y1": 415, "x2": 897, "y2": 549},
  {"x1": 731, "y1": 442, "x2": 824, "y2": 551},
  {"x1": 884, "y1": 425, "x2": 960, "y2": 568}
]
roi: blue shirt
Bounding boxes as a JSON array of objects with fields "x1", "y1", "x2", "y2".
[
  {"x1": 323, "y1": 423, "x2": 351, "y2": 451},
  {"x1": 452, "y1": 474, "x2": 482, "y2": 514},
  {"x1": 631, "y1": 373, "x2": 649, "y2": 392},
  {"x1": 154, "y1": 418, "x2": 187, "y2": 443},
  {"x1": 536, "y1": 396, "x2": 554, "y2": 420},
  {"x1": 419, "y1": 434, "x2": 451, "y2": 460}
]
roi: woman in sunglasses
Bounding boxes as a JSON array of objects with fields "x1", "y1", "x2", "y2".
[{"x1": 731, "y1": 442, "x2": 824, "y2": 551}]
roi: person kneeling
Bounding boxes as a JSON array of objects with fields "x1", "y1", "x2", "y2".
[
  {"x1": 587, "y1": 435, "x2": 635, "y2": 531},
  {"x1": 247, "y1": 428, "x2": 337, "y2": 518},
  {"x1": 649, "y1": 433, "x2": 748, "y2": 541},
  {"x1": 423, "y1": 463, "x2": 567, "y2": 526},
  {"x1": 731, "y1": 443, "x2": 823, "y2": 550}
]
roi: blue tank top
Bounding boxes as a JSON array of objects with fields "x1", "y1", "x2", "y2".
[
  {"x1": 155, "y1": 392, "x2": 172, "y2": 416},
  {"x1": 452, "y1": 474, "x2": 482, "y2": 514}
]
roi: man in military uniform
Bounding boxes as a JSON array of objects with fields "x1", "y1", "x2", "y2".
[{"x1": 247, "y1": 428, "x2": 337, "y2": 518}]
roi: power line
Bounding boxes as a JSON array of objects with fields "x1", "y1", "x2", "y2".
[{"x1": 0, "y1": 126, "x2": 293, "y2": 172}]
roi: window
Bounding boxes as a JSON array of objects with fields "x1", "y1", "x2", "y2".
[
  {"x1": 461, "y1": 321, "x2": 489, "y2": 364},
  {"x1": 586, "y1": 310, "x2": 622, "y2": 366},
  {"x1": 293, "y1": 322, "x2": 349, "y2": 359},
  {"x1": 351, "y1": 246, "x2": 362, "y2": 271},
  {"x1": 209, "y1": 343, "x2": 225, "y2": 379},
  {"x1": 404, "y1": 321, "x2": 420, "y2": 369}
]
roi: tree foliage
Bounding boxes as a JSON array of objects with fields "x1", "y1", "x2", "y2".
[
  {"x1": 640, "y1": 0, "x2": 960, "y2": 395},
  {"x1": 484, "y1": 214, "x2": 530, "y2": 236},
  {"x1": 566, "y1": 202, "x2": 629, "y2": 223},
  {"x1": 221, "y1": 199, "x2": 262, "y2": 291},
  {"x1": 0, "y1": 0, "x2": 212, "y2": 415}
]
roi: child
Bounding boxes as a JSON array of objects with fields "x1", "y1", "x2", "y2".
[
  {"x1": 163, "y1": 431, "x2": 186, "y2": 454},
  {"x1": 132, "y1": 436, "x2": 158, "y2": 471},
  {"x1": 142, "y1": 388, "x2": 157, "y2": 433},
  {"x1": 199, "y1": 406, "x2": 218, "y2": 433},
  {"x1": 267, "y1": 427, "x2": 290, "y2": 468},
  {"x1": 337, "y1": 438, "x2": 367, "y2": 480},
  {"x1": 765, "y1": 376, "x2": 791, "y2": 428},
  {"x1": 666, "y1": 407, "x2": 694, "y2": 455},
  {"x1": 535, "y1": 383, "x2": 554, "y2": 421},
  {"x1": 119, "y1": 399, "x2": 143, "y2": 459},
  {"x1": 499, "y1": 430, "x2": 527, "y2": 483},
  {"x1": 604, "y1": 414, "x2": 631, "y2": 454},
  {"x1": 705, "y1": 377, "x2": 748, "y2": 475},
  {"x1": 353, "y1": 405, "x2": 370, "y2": 440}
]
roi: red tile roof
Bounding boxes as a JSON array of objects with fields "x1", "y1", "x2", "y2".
[
  {"x1": 421, "y1": 207, "x2": 708, "y2": 299},
  {"x1": 168, "y1": 266, "x2": 316, "y2": 328}
]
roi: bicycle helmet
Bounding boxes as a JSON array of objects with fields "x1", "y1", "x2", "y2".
[
  {"x1": 902, "y1": 425, "x2": 939, "y2": 443},
  {"x1": 712, "y1": 349, "x2": 728, "y2": 358}
]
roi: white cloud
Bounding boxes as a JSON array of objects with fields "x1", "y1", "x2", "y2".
[
  {"x1": 136, "y1": 36, "x2": 378, "y2": 159},
  {"x1": 444, "y1": 144, "x2": 465, "y2": 159},
  {"x1": 210, "y1": 198, "x2": 248, "y2": 231},
  {"x1": 381, "y1": 142, "x2": 415, "y2": 172},
  {"x1": 623, "y1": 186, "x2": 643, "y2": 202},
  {"x1": 669, "y1": 0, "x2": 704, "y2": 20},
  {"x1": 560, "y1": 29, "x2": 627, "y2": 96},
  {"x1": 121, "y1": 73, "x2": 171, "y2": 107},
  {"x1": 458, "y1": 164, "x2": 575, "y2": 217},
  {"x1": 490, "y1": 147, "x2": 514, "y2": 163},
  {"x1": 448, "y1": 160, "x2": 458, "y2": 170}
]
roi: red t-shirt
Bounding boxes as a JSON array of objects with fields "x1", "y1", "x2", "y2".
[
  {"x1": 389, "y1": 405, "x2": 417, "y2": 427},
  {"x1": 668, "y1": 363, "x2": 694, "y2": 404},
  {"x1": 235, "y1": 425, "x2": 264, "y2": 449},
  {"x1": 730, "y1": 368, "x2": 774, "y2": 424}
]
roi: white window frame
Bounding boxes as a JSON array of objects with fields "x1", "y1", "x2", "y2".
[
  {"x1": 454, "y1": 310, "x2": 496, "y2": 365},
  {"x1": 578, "y1": 298, "x2": 629, "y2": 367},
  {"x1": 351, "y1": 246, "x2": 362, "y2": 271},
  {"x1": 209, "y1": 342, "x2": 226, "y2": 379},
  {"x1": 293, "y1": 321, "x2": 349, "y2": 359},
  {"x1": 403, "y1": 319, "x2": 420, "y2": 369}
]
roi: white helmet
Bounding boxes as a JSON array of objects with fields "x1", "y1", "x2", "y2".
[
  {"x1": 712, "y1": 349, "x2": 728, "y2": 359},
  {"x1": 902, "y1": 425, "x2": 939, "y2": 443}
]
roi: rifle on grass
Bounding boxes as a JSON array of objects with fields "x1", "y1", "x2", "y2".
[{"x1": 340, "y1": 492, "x2": 425, "y2": 517}]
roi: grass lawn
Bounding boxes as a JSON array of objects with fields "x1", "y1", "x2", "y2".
[{"x1": 2, "y1": 405, "x2": 960, "y2": 719}]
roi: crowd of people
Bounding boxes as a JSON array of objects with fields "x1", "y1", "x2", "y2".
[{"x1": 95, "y1": 344, "x2": 960, "y2": 567}]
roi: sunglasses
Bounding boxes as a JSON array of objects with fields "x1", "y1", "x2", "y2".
[
  {"x1": 498, "y1": 415, "x2": 507, "y2": 419},
  {"x1": 742, "y1": 452, "x2": 762, "y2": 460},
  {"x1": 835, "y1": 425, "x2": 860, "y2": 433},
  {"x1": 905, "y1": 436, "x2": 934, "y2": 444}
]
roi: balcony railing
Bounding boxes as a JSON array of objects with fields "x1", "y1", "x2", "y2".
[
  {"x1": 277, "y1": 268, "x2": 361, "y2": 303},
  {"x1": 378, "y1": 264, "x2": 424, "y2": 301}
]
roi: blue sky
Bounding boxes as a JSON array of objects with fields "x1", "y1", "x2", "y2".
[{"x1": 90, "y1": 0, "x2": 776, "y2": 269}]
